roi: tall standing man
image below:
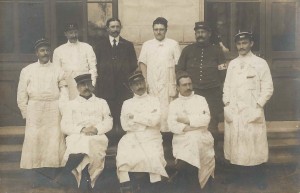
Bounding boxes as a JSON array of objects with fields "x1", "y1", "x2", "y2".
[
  {"x1": 223, "y1": 31, "x2": 273, "y2": 189},
  {"x1": 94, "y1": 18, "x2": 137, "y2": 133},
  {"x1": 176, "y1": 21, "x2": 226, "y2": 134},
  {"x1": 53, "y1": 23, "x2": 97, "y2": 100},
  {"x1": 17, "y1": 38, "x2": 67, "y2": 171},
  {"x1": 139, "y1": 17, "x2": 181, "y2": 132}
]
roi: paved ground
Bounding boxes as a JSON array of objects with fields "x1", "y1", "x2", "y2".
[{"x1": 0, "y1": 164, "x2": 300, "y2": 193}]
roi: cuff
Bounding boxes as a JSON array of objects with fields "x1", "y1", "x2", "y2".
[{"x1": 188, "y1": 115, "x2": 200, "y2": 127}]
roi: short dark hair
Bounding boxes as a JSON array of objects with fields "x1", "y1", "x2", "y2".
[
  {"x1": 176, "y1": 72, "x2": 192, "y2": 85},
  {"x1": 152, "y1": 17, "x2": 168, "y2": 28},
  {"x1": 106, "y1": 18, "x2": 122, "y2": 27}
]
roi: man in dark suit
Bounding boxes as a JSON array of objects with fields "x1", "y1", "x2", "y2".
[{"x1": 94, "y1": 18, "x2": 137, "y2": 137}]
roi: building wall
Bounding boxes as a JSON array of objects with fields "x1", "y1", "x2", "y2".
[{"x1": 119, "y1": 0, "x2": 205, "y2": 55}]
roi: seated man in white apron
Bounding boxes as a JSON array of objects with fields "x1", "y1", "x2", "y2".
[
  {"x1": 55, "y1": 73, "x2": 113, "y2": 191},
  {"x1": 116, "y1": 71, "x2": 168, "y2": 193},
  {"x1": 168, "y1": 72, "x2": 215, "y2": 193}
]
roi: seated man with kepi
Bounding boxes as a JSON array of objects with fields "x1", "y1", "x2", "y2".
[
  {"x1": 56, "y1": 73, "x2": 113, "y2": 191},
  {"x1": 116, "y1": 71, "x2": 168, "y2": 193},
  {"x1": 168, "y1": 72, "x2": 215, "y2": 193}
]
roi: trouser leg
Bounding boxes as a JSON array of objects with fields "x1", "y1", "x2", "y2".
[{"x1": 54, "y1": 153, "x2": 85, "y2": 187}]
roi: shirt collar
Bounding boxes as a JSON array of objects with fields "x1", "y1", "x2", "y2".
[
  {"x1": 109, "y1": 35, "x2": 120, "y2": 46},
  {"x1": 154, "y1": 38, "x2": 166, "y2": 46},
  {"x1": 238, "y1": 50, "x2": 253, "y2": 59}
]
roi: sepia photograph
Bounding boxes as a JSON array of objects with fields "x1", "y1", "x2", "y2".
[{"x1": 0, "y1": 0, "x2": 299, "y2": 193}]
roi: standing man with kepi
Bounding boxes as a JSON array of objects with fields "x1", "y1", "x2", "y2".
[
  {"x1": 53, "y1": 23, "x2": 97, "y2": 100},
  {"x1": 139, "y1": 17, "x2": 181, "y2": 132},
  {"x1": 176, "y1": 21, "x2": 226, "y2": 135},
  {"x1": 223, "y1": 31, "x2": 273, "y2": 189},
  {"x1": 94, "y1": 18, "x2": 137, "y2": 133},
  {"x1": 17, "y1": 38, "x2": 68, "y2": 180}
]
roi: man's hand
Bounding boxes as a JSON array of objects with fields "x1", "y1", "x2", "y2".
[
  {"x1": 177, "y1": 115, "x2": 190, "y2": 125},
  {"x1": 81, "y1": 126, "x2": 98, "y2": 136}
]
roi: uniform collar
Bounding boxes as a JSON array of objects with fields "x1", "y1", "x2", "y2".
[
  {"x1": 178, "y1": 91, "x2": 194, "y2": 99},
  {"x1": 38, "y1": 60, "x2": 51, "y2": 67},
  {"x1": 196, "y1": 41, "x2": 210, "y2": 48},
  {"x1": 67, "y1": 40, "x2": 79, "y2": 46},
  {"x1": 134, "y1": 92, "x2": 148, "y2": 99},
  {"x1": 77, "y1": 94, "x2": 96, "y2": 102}
]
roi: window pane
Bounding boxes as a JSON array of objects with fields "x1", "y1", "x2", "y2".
[
  {"x1": 272, "y1": 2, "x2": 296, "y2": 51},
  {"x1": 19, "y1": 3, "x2": 45, "y2": 53},
  {"x1": 56, "y1": 2, "x2": 83, "y2": 46},
  {"x1": 0, "y1": 2, "x2": 14, "y2": 53},
  {"x1": 205, "y1": 2, "x2": 231, "y2": 50},
  {"x1": 236, "y1": 2, "x2": 260, "y2": 51},
  {"x1": 87, "y1": 2, "x2": 112, "y2": 43}
]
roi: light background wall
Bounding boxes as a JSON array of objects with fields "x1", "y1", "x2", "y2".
[{"x1": 119, "y1": 0, "x2": 205, "y2": 55}]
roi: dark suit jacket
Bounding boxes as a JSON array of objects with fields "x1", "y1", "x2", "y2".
[{"x1": 94, "y1": 36, "x2": 137, "y2": 100}]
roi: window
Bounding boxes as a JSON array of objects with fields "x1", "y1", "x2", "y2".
[
  {"x1": 0, "y1": 0, "x2": 118, "y2": 61},
  {"x1": 271, "y1": 2, "x2": 296, "y2": 51},
  {"x1": 205, "y1": 0, "x2": 264, "y2": 53}
]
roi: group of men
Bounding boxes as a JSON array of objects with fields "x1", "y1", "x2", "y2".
[{"x1": 17, "y1": 16, "x2": 273, "y2": 193}]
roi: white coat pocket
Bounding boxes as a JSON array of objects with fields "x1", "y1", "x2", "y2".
[{"x1": 248, "y1": 107, "x2": 263, "y2": 123}]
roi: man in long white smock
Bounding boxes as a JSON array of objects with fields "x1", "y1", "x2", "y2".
[
  {"x1": 17, "y1": 38, "x2": 68, "y2": 169},
  {"x1": 116, "y1": 71, "x2": 168, "y2": 193},
  {"x1": 139, "y1": 17, "x2": 181, "y2": 132},
  {"x1": 57, "y1": 73, "x2": 112, "y2": 191},
  {"x1": 53, "y1": 23, "x2": 97, "y2": 100},
  {"x1": 223, "y1": 32, "x2": 273, "y2": 189},
  {"x1": 168, "y1": 73, "x2": 215, "y2": 192}
]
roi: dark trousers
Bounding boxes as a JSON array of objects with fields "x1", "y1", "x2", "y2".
[
  {"x1": 120, "y1": 172, "x2": 162, "y2": 193},
  {"x1": 229, "y1": 163, "x2": 267, "y2": 185},
  {"x1": 174, "y1": 159, "x2": 201, "y2": 193},
  {"x1": 194, "y1": 86, "x2": 224, "y2": 133}
]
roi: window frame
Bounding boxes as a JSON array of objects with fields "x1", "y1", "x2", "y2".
[{"x1": 0, "y1": 0, "x2": 118, "y2": 62}]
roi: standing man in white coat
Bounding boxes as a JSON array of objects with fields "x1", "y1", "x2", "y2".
[
  {"x1": 168, "y1": 72, "x2": 215, "y2": 193},
  {"x1": 116, "y1": 71, "x2": 168, "y2": 193},
  {"x1": 139, "y1": 17, "x2": 181, "y2": 132},
  {"x1": 53, "y1": 23, "x2": 97, "y2": 100},
  {"x1": 17, "y1": 38, "x2": 68, "y2": 181},
  {"x1": 223, "y1": 31, "x2": 274, "y2": 189},
  {"x1": 56, "y1": 73, "x2": 112, "y2": 191}
]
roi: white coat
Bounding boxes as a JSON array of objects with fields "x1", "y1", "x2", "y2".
[
  {"x1": 139, "y1": 38, "x2": 181, "y2": 132},
  {"x1": 53, "y1": 41, "x2": 97, "y2": 100},
  {"x1": 17, "y1": 61, "x2": 67, "y2": 169},
  {"x1": 61, "y1": 95, "x2": 112, "y2": 187},
  {"x1": 116, "y1": 94, "x2": 168, "y2": 182},
  {"x1": 168, "y1": 92, "x2": 215, "y2": 188},
  {"x1": 223, "y1": 51, "x2": 274, "y2": 166}
]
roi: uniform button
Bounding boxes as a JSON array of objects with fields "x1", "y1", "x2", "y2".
[
  {"x1": 200, "y1": 71, "x2": 202, "y2": 72},
  {"x1": 200, "y1": 78, "x2": 202, "y2": 80},
  {"x1": 200, "y1": 75, "x2": 202, "y2": 76}
]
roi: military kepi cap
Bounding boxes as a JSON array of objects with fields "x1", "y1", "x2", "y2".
[
  {"x1": 65, "y1": 23, "x2": 78, "y2": 32},
  {"x1": 194, "y1": 21, "x2": 211, "y2": 31},
  {"x1": 34, "y1": 38, "x2": 50, "y2": 50},
  {"x1": 234, "y1": 31, "x2": 253, "y2": 42},
  {"x1": 128, "y1": 71, "x2": 144, "y2": 84},
  {"x1": 74, "y1": 73, "x2": 92, "y2": 84}
]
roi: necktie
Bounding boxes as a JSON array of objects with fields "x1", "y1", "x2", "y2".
[{"x1": 113, "y1": 39, "x2": 117, "y2": 48}]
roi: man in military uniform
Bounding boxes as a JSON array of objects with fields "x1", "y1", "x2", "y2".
[{"x1": 176, "y1": 21, "x2": 226, "y2": 135}]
